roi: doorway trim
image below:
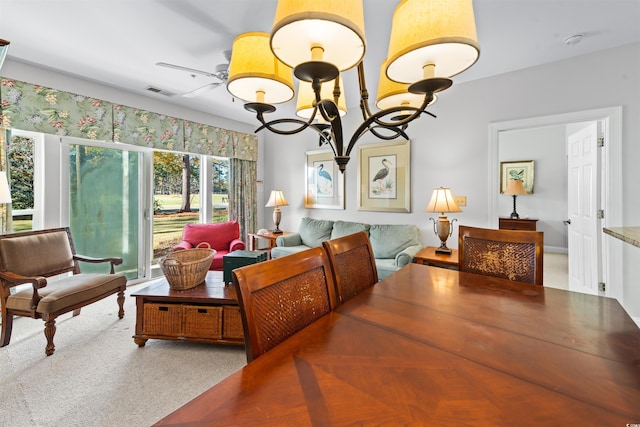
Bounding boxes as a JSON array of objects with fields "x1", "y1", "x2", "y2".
[{"x1": 488, "y1": 106, "x2": 622, "y2": 301}]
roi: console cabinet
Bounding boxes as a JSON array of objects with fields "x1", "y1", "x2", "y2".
[{"x1": 498, "y1": 217, "x2": 539, "y2": 231}]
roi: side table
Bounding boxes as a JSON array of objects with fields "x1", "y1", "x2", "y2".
[
  {"x1": 414, "y1": 246, "x2": 459, "y2": 270},
  {"x1": 247, "y1": 231, "x2": 292, "y2": 252}
]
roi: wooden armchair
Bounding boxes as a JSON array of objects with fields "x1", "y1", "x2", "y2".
[
  {"x1": 232, "y1": 247, "x2": 337, "y2": 362},
  {"x1": 323, "y1": 231, "x2": 378, "y2": 305},
  {"x1": 0, "y1": 228, "x2": 127, "y2": 356},
  {"x1": 458, "y1": 225, "x2": 544, "y2": 285}
]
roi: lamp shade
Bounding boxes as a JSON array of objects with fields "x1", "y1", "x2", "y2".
[
  {"x1": 386, "y1": 0, "x2": 480, "y2": 84},
  {"x1": 265, "y1": 190, "x2": 289, "y2": 207},
  {"x1": 0, "y1": 172, "x2": 12, "y2": 204},
  {"x1": 376, "y1": 60, "x2": 437, "y2": 110},
  {"x1": 296, "y1": 78, "x2": 347, "y2": 119},
  {"x1": 270, "y1": 0, "x2": 366, "y2": 72},
  {"x1": 503, "y1": 179, "x2": 527, "y2": 195},
  {"x1": 425, "y1": 187, "x2": 461, "y2": 214},
  {"x1": 0, "y1": 39, "x2": 9, "y2": 71},
  {"x1": 227, "y1": 32, "x2": 295, "y2": 104}
]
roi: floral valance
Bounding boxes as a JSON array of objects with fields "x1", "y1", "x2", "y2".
[{"x1": 0, "y1": 77, "x2": 257, "y2": 161}]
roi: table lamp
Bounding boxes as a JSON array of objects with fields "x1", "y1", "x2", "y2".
[
  {"x1": 503, "y1": 179, "x2": 527, "y2": 219},
  {"x1": 265, "y1": 190, "x2": 288, "y2": 234},
  {"x1": 0, "y1": 171, "x2": 12, "y2": 234},
  {"x1": 425, "y1": 187, "x2": 462, "y2": 254}
]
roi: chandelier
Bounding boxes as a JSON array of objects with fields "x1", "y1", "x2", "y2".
[{"x1": 226, "y1": 0, "x2": 480, "y2": 173}]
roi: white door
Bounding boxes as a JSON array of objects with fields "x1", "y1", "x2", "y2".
[{"x1": 567, "y1": 121, "x2": 601, "y2": 295}]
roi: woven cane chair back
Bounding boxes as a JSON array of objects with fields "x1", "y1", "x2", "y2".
[
  {"x1": 323, "y1": 231, "x2": 378, "y2": 305},
  {"x1": 232, "y1": 246, "x2": 338, "y2": 362},
  {"x1": 458, "y1": 226, "x2": 544, "y2": 285}
]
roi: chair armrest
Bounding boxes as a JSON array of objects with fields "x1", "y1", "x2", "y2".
[
  {"x1": 276, "y1": 233, "x2": 302, "y2": 247},
  {"x1": 172, "y1": 241, "x2": 194, "y2": 251},
  {"x1": 0, "y1": 270, "x2": 48, "y2": 288},
  {"x1": 229, "y1": 238, "x2": 245, "y2": 252},
  {"x1": 0, "y1": 270, "x2": 48, "y2": 315},
  {"x1": 394, "y1": 245, "x2": 423, "y2": 267},
  {"x1": 74, "y1": 255, "x2": 123, "y2": 274}
]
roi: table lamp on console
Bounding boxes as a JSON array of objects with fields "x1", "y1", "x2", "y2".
[
  {"x1": 503, "y1": 179, "x2": 528, "y2": 219},
  {"x1": 425, "y1": 187, "x2": 462, "y2": 255},
  {"x1": 265, "y1": 190, "x2": 288, "y2": 234}
]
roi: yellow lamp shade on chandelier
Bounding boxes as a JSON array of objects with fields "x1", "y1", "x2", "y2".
[
  {"x1": 227, "y1": 0, "x2": 480, "y2": 173},
  {"x1": 227, "y1": 32, "x2": 295, "y2": 106},
  {"x1": 425, "y1": 187, "x2": 462, "y2": 255},
  {"x1": 376, "y1": 59, "x2": 437, "y2": 112}
]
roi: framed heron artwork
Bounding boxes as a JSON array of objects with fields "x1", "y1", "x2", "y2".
[
  {"x1": 304, "y1": 149, "x2": 345, "y2": 209},
  {"x1": 357, "y1": 140, "x2": 411, "y2": 212},
  {"x1": 500, "y1": 160, "x2": 534, "y2": 194}
]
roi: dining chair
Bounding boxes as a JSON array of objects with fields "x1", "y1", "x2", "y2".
[
  {"x1": 458, "y1": 225, "x2": 544, "y2": 285},
  {"x1": 232, "y1": 246, "x2": 338, "y2": 362},
  {"x1": 322, "y1": 231, "x2": 378, "y2": 305}
]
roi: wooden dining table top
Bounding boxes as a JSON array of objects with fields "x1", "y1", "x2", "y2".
[{"x1": 154, "y1": 263, "x2": 640, "y2": 426}]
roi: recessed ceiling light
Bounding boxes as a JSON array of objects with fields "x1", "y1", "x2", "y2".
[{"x1": 563, "y1": 34, "x2": 584, "y2": 46}]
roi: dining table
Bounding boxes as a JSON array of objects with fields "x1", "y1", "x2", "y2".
[{"x1": 154, "y1": 263, "x2": 640, "y2": 426}]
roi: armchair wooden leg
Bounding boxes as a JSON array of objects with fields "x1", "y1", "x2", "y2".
[
  {"x1": 1, "y1": 311, "x2": 13, "y2": 347},
  {"x1": 44, "y1": 318, "x2": 57, "y2": 356},
  {"x1": 117, "y1": 288, "x2": 125, "y2": 319},
  {"x1": 72, "y1": 308, "x2": 81, "y2": 316}
]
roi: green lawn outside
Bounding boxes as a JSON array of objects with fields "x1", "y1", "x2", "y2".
[{"x1": 10, "y1": 193, "x2": 229, "y2": 263}]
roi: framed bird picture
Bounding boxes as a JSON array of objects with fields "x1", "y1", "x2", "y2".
[
  {"x1": 357, "y1": 140, "x2": 411, "y2": 212},
  {"x1": 500, "y1": 160, "x2": 535, "y2": 194},
  {"x1": 304, "y1": 149, "x2": 345, "y2": 209}
]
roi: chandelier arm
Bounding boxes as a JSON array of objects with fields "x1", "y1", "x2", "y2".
[
  {"x1": 344, "y1": 108, "x2": 420, "y2": 158},
  {"x1": 368, "y1": 125, "x2": 409, "y2": 141},
  {"x1": 255, "y1": 118, "x2": 313, "y2": 136},
  {"x1": 317, "y1": 101, "x2": 343, "y2": 155},
  {"x1": 356, "y1": 62, "x2": 374, "y2": 121}
]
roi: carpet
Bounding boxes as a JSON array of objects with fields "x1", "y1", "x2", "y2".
[{"x1": 0, "y1": 278, "x2": 247, "y2": 427}]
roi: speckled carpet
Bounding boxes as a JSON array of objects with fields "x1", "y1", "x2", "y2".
[{"x1": 0, "y1": 277, "x2": 246, "y2": 427}]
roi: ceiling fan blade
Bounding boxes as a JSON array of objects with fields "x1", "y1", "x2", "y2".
[
  {"x1": 181, "y1": 82, "x2": 223, "y2": 98},
  {"x1": 156, "y1": 62, "x2": 221, "y2": 79}
]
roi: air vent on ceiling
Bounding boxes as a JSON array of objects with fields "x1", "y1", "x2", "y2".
[{"x1": 145, "y1": 85, "x2": 176, "y2": 97}]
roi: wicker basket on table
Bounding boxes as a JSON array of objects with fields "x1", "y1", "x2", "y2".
[{"x1": 160, "y1": 243, "x2": 216, "y2": 290}]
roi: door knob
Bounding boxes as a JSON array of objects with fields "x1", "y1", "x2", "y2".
[{"x1": 563, "y1": 219, "x2": 571, "y2": 225}]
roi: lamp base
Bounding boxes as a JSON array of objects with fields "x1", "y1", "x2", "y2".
[
  {"x1": 435, "y1": 246, "x2": 452, "y2": 255},
  {"x1": 271, "y1": 229, "x2": 283, "y2": 234}
]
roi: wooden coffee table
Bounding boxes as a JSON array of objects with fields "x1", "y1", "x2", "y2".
[{"x1": 132, "y1": 272, "x2": 244, "y2": 347}]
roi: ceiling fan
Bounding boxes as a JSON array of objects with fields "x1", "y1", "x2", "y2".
[{"x1": 156, "y1": 50, "x2": 231, "y2": 98}]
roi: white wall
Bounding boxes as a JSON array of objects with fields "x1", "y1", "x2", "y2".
[
  {"x1": 3, "y1": 44, "x2": 639, "y2": 318},
  {"x1": 262, "y1": 42, "x2": 640, "y2": 318},
  {"x1": 498, "y1": 125, "x2": 568, "y2": 251}
]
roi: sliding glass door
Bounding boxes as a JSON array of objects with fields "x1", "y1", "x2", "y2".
[{"x1": 67, "y1": 142, "x2": 145, "y2": 280}]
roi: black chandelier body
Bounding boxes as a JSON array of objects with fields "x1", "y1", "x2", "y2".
[{"x1": 243, "y1": 61, "x2": 447, "y2": 173}]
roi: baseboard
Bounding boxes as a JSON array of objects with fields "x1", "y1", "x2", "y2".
[{"x1": 544, "y1": 246, "x2": 568, "y2": 254}]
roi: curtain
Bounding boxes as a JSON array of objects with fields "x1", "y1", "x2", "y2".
[
  {"x1": 0, "y1": 128, "x2": 11, "y2": 233},
  {"x1": 229, "y1": 158, "x2": 257, "y2": 243},
  {"x1": 0, "y1": 77, "x2": 258, "y2": 160}
]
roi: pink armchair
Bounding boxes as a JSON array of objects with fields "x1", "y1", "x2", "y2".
[{"x1": 172, "y1": 221, "x2": 245, "y2": 270}]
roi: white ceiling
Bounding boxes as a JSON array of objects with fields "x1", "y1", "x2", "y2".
[{"x1": 1, "y1": 0, "x2": 639, "y2": 125}]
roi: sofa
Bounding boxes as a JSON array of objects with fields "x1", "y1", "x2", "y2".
[
  {"x1": 271, "y1": 217, "x2": 422, "y2": 279},
  {"x1": 172, "y1": 221, "x2": 245, "y2": 270}
]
